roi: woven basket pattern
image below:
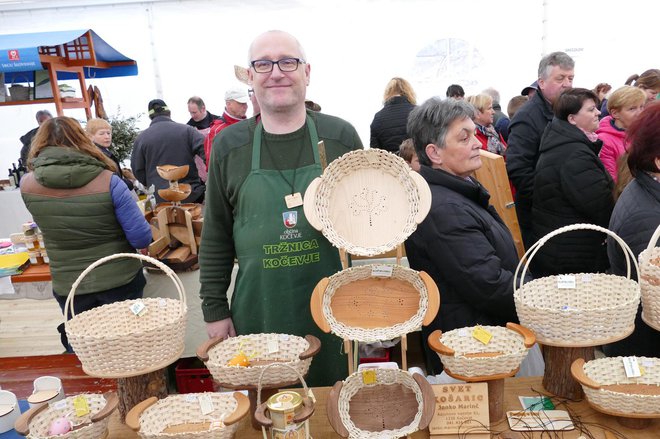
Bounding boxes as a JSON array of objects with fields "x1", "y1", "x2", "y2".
[
  {"x1": 65, "y1": 253, "x2": 187, "y2": 378},
  {"x1": 514, "y1": 224, "x2": 640, "y2": 346},
  {"x1": 205, "y1": 334, "x2": 311, "y2": 387},
  {"x1": 322, "y1": 265, "x2": 428, "y2": 342},
  {"x1": 638, "y1": 225, "x2": 660, "y2": 331},
  {"x1": 26, "y1": 394, "x2": 109, "y2": 439},
  {"x1": 137, "y1": 393, "x2": 241, "y2": 439},
  {"x1": 581, "y1": 357, "x2": 660, "y2": 415},
  {"x1": 312, "y1": 149, "x2": 423, "y2": 256},
  {"x1": 435, "y1": 326, "x2": 530, "y2": 377},
  {"x1": 338, "y1": 369, "x2": 424, "y2": 438}
]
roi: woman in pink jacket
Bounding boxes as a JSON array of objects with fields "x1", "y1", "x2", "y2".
[{"x1": 597, "y1": 86, "x2": 646, "y2": 181}]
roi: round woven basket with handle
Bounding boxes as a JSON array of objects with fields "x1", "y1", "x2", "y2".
[
  {"x1": 571, "y1": 357, "x2": 660, "y2": 417},
  {"x1": 64, "y1": 253, "x2": 187, "y2": 378},
  {"x1": 638, "y1": 224, "x2": 660, "y2": 331},
  {"x1": 428, "y1": 323, "x2": 536, "y2": 379},
  {"x1": 126, "y1": 392, "x2": 249, "y2": 439},
  {"x1": 514, "y1": 224, "x2": 640, "y2": 347}
]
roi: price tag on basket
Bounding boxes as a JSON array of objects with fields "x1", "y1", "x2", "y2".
[
  {"x1": 130, "y1": 300, "x2": 147, "y2": 316},
  {"x1": 199, "y1": 394, "x2": 215, "y2": 415},
  {"x1": 623, "y1": 357, "x2": 642, "y2": 378},
  {"x1": 472, "y1": 326, "x2": 493, "y2": 345},
  {"x1": 267, "y1": 339, "x2": 279, "y2": 354},
  {"x1": 73, "y1": 395, "x2": 90, "y2": 417},
  {"x1": 557, "y1": 275, "x2": 576, "y2": 289},
  {"x1": 361, "y1": 370, "x2": 378, "y2": 384},
  {"x1": 371, "y1": 265, "x2": 394, "y2": 277}
]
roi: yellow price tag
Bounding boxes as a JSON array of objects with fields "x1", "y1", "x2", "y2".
[
  {"x1": 361, "y1": 370, "x2": 377, "y2": 385},
  {"x1": 640, "y1": 366, "x2": 646, "y2": 376},
  {"x1": 73, "y1": 395, "x2": 90, "y2": 417},
  {"x1": 472, "y1": 326, "x2": 493, "y2": 345}
]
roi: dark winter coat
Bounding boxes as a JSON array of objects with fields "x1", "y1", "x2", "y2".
[
  {"x1": 369, "y1": 96, "x2": 415, "y2": 153},
  {"x1": 531, "y1": 117, "x2": 614, "y2": 276}
]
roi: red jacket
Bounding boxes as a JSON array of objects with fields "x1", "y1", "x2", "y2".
[{"x1": 204, "y1": 111, "x2": 245, "y2": 168}]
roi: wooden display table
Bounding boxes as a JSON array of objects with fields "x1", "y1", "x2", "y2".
[{"x1": 11, "y1": 263, "x2": 51, "y2": 283}]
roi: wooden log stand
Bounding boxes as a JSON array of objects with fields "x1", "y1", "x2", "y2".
[
  {"x1": 542, "y1": 345, "x2": 595, "y2": 400},
  {"x1": 116, "y1": 368, "x2": 168, "y2": 422}
]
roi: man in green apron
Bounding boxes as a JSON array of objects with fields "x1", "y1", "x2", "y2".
[{"x1": 199, "y1": 30, "x2": 363, "y2": 386}]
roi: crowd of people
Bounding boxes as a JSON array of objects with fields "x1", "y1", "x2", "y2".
[{"x1": 15, "y1": 30, "x2": 660, "y2": 381}]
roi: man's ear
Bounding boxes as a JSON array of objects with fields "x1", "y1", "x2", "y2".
[{"x1": 304, "y1": 63, "x2": 311, "y2": 86}]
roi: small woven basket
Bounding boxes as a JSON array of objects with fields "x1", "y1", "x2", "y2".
[
  {"x1": 329, "y1": 369, "x2": 434, "y2": 438},
  {"x1": 128, "y1": 392, "x2": 248, "y2": 439},
  {"x1": 572, "y1": 357, "x2": 660, "y2": 416},
  {"x1": 514, "y1": 224, "x2": 640, "y2": 346},
  {"x1": 303, "y1": 148, "x2": 431, "y2": 256},
  {"x1": 19, "y1": 393, "x2": 115, "y2": 439},
  {"x1": 9, "y1": 76, "x2": 31, "y2": 101},
  {"x1": 198, "y1": 334, "x2": 318, "y2": 388},
  {"x1": 638, "y1": 224, "x2": 660, "y2": 331},
  {"x1": 64, "y1": 253, "x2": 187, "y2": 378},
  {"x1": 428, "y1": 323, "x2": 536, "y2": 379},
  {"x1": 314, "y1": 265, "x2": 438, "y2": 342}
]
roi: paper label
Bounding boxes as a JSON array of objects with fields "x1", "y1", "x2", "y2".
[
  {"x1": 52, "y1": 400, "x2": 67, "y2": 410},
  {"x1": 371, "y1": 264, "x2": 394, "y2": 277},
  {"x1": 279, "y1": 334, "x2": 289, "y2": 341},
  {"x1": 458, "y1": 329, "x2": 469, "y2": 337},
  {"x1": 642, "y1": 359, "x2": 655, "y2": 367},
  {"x1": 285, "y1": 192, "x2": 303, "y2": 208},
  {"x1": 361, "y1": 370, "x2": 377, "y2": 385},
  {"x1": 623, "y1": 357, "x2": 642, "y2": 378},
  {"x1": 581, "y1": 274, "x2": 592, "y2": 283},
  {"x1": 185, "y1": 394, "x2": 198, "y2": 403},
  {"x1": 267, "y1": 339, "x2": 279, "y2": 354},
  {"x1": 472, "y1": 326, "x2": 492, "y2": 345},
  {"x1": 158, "y1": 298, "x2": 167, "y2": 307},
  {"x1": 199, "y1": 394, "x2": 214, "y2": 415},
  {"x1": 557, "y1": 275, "x2": 576, "y2": 289},
  {"x1": 130, "y1": 301, "x2": 147, "y2": 316},
  {"x1": 73, "y1": 395, "x2": 90, "y2": 417}
]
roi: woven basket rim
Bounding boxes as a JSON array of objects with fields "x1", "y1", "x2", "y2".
[{"x1": 206, "y1": 333, "x2": 310, "y2": 367}]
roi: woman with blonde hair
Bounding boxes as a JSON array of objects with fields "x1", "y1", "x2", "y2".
[
  {"x1": 22, "y1": 116, "x2": 151, "y2": 351},
  {"x1": 467, "y1": 94, "x2": 507, "y2": 155},
  {"x1": 370, "y1": 77, "x2": 417, "y2": 153},
  {"x1": 85, "y1": 118, "x2": 135, "y2": 190},
  {"x1": 597, "y1": 85, "x2": 647, "y2": 181},
  {"x1": 601, "y1": 69, "x2": 660, "y2": 117}
]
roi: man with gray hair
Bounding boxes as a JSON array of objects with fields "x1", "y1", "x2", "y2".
[
  {"x1": 505, "y1": 51, "x2": 575, "y2": 249},
  {"x1": 20, "y1": 109, "x2": 52, "y2": 163}
]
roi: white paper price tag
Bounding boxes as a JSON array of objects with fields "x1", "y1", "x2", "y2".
[
  {"x1": 458, "y1": 329, "x2": 469, "y2": 337},
  {"x1": 371, "y1": 265, "x2": 394, "y2": 278},
  {"x1": 581, "y1": 274, "x2": 592, "y2": 283},
  {"x1": 267, "y1": 339, "x2": 279, "y2": 354},
  {"x1": 199, "y1": 394, "x2": 214, "y2": 415},
  {"x1": 279, "y1": 334, "x2": 289, "y2": 341},
  {"x1": 185, "y1": 394, "x2": 198, "y2": 403},
  {"x1": 158, "y1": 298, "x2": 167, "y2": 307},
  {"x1": 623, "y1": 357, "x2": 642, "y2": 378},
  {"x1": 53, "y1": 400, "x2": 67, "y2": 410},
  {"x1": 130, "y1": 301, "x2": 147, "y2": 316},
  {"x1": 642, "y1": 359, "x2": 655, "y2": 368},
  {"x1": 557, "y1": 275, "x2": 576, "y2": 289}
]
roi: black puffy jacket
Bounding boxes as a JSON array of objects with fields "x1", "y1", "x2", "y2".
[
  {"x1": 531, "y1": 117, "x2": 614, "y2": 276},
  {"x1": 369, "y1": 96, "x2": 415, "y2": 153}
]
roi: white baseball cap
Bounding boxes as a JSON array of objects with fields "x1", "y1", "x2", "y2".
[{"x1": 224, "y1": 85, "x2": 249, "y2": 104}]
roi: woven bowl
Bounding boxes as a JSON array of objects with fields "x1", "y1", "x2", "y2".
[
  {"x1": 197, "y1": 334, "x2": 320, "y2": 388},
  {"x1": 572, "y1": 357, "x2": 660, "y2": 417},
  {"x1": 327, "y1": 369, "x2": 435, "y2": 438},
  {"x1": 638, "y1": 224, "x2": 660, "y2": 331},
  {"x1": 311, "y1": 265, "x2": 439, "y2": 343},
  {"x1": 14, "y1": 393, "x2": 117, "y2": 439},
  {"x1": 65, "y1": 253, "x2": 187, "y2": 378},
  {"x1": 514, "y1": 224, "x2": 640, "y2": 346},
  {"x1": 428, "y1": 323, "x2": 536, "y2": 379},
  {"x1": 126, "y1": 392, "x2": 249, "y2": 439},
  {"x1": 303, "y1": 149, "x2": 431, "y2": 256}
]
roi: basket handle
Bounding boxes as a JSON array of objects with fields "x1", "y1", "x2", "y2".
[
  {"x1": 326, "y1": 381, "x2": 349, "y2": 437},
  {"x1": 413, "y1": 372, "x2": 437, "y2": 430},
  {"x1": 13, "y1": 402, "x2": 48, "y2": 436},
  {"x1": 90, "y1": 392, "x2": 119, "y2": 423},
  {"x1": 426, "y1": 329, "x2": 455, "y2": 356},
  {"x1": 570, "y1": 358, "x2": 602, "y2": 390},
  {"x1": 196, "y1": 336, "x2": 225, "y2": 362},
  {"x1": 310, "y1": 277, "x2": 331, "y2": 333},
  {"x1": 125, "y1": 396, "x2": 159, "y2": 431},
  {"x1": 514, "y1": 223, "x2": 640, "y2": 293},
  {"x1": 299, "y1": 335, "x2": 321, "y2": 360},
  {"x1": 506, "y1": 322, "x2": 536, "y2": 348},
  {"x1": 223, "y1": 392, "x2": 251, "y2": 426},
  {"x1": 64, "y1": 252, "x2": 187, "y2": 320},
  {"x1": 646, "y1": 224, "x2": 660, "y2": 252},
  {"x1": 421, "y1": 271, "x2": 440, "y2": 326},
  {"x1": 411, "y1": 170, "x2": 432, "y2": 225}
]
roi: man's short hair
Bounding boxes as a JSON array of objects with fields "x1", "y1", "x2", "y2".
[
  {"x1": 482, "y1": 87, "x2": 500, "y2": 104},
  {"x1": 187, "y1": 96, "x2": 205, "y2": 109},
  {"x1": 538, "y1": 51, "x2": 574, "y2": 80},
  {"x1": 35, "y1": 110, "x2": 52, "y2": 123},
  {"x1": 446, "y1": 84, "x2": 465, "y2": 99}
]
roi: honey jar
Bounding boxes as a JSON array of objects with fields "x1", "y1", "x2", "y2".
[{"x1": 266, "y1": 391, "x2": 309, "y2": 439}]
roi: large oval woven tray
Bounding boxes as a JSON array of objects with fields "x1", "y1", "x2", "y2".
[
  {"x1": 572, "y1": 357, "x2": 660, "y2": 418},
  {"x1": 311, "y1": 265, "x2": 439, "y2": 342},
  {"x1": 514, "y1": 224, "x2": 640, "y2": 347},
  {"x1": 303, "y1": 149, "x2": 431, "y2": 256},
  {"x1": 428, "y1": 323, "x2": 536, "y2": 380}
]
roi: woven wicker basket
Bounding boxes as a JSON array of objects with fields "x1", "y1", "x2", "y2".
[
  {"x1": 638, "y1": 224, "x2": 660, "y2": 331},
  {"x1": 303, "y1": 149, "x2": 431, "y2": 256},
  {"x1": 514, "y1": 224, "x2": 640, "y2": 346},
  {"x1": 126, "y1": 392, "x2": 249, "y2": 439},
  {"x1": 327, "y1": 369, "x2": 435, "y2": 438},
  {"x1": 571, "y1": 357, "x2": 660, "y2": 417},
  {"x1": 428, "y1": 323, "x2": 536, "y2": 379},
  {"x1": 310, "y1": 265, "x2": 439, "y2": 342},
  {"x1": 14, "y1": 393, "x2": 118, "y2": 439},
  {"x1": 64, "y1": 253, "x2": 187, "y2": 378},
  {"x1": 197, "y1": 334, "x2": 320, "y2": 388}
]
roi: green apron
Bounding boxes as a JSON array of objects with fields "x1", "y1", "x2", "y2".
[{"x1": 231, "y1": 116, "x2": 347, "y2": 386}]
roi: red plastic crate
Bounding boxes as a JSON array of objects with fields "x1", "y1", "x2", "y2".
[
  {"x1": 359, "y1": 347, "x2": 392, "y2": 364},
  {"x1": 175, "y1": 357, "x2": 215, "y2": 393}
]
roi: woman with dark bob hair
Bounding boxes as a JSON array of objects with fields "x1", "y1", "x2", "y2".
[
  {"x1": 531, "y1": 88, "x2": 614, "y2": 276},
  {"x1": 21, "y1": 117, "x2": 152, "y2": 351},
  {"x1": 405, "y1": 97, "x2": 527, "y2": 374},
  {"x1": 604, "y1": 101, "x2": 660, "y2": 357}
]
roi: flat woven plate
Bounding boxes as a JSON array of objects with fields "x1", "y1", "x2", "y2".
[{"x1": 304, "y1": 149, "x2": 431, "y2": 256}]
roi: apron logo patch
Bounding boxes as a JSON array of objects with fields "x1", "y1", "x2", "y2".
[{"x1": 283, "y1": 211, "x2": 298, "y2": 228}]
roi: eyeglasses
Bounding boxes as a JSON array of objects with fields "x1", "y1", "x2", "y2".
[{"x1": 250, "y1": 58, "x2": 305, "y2": 74}]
